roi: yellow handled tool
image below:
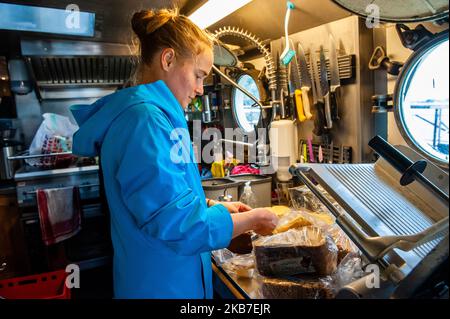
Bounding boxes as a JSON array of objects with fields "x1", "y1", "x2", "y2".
[{"x1": 295, "y1": 89, "x2": 307, "y2": 122}]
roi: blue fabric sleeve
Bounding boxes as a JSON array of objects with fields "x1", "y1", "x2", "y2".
[{"x1": 115, "y1": 107, "x2": 233, "y2": 256}]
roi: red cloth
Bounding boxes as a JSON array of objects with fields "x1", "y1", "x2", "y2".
[
  {"x1": 37, "y1": 186, "x2": 82, "y2": 246},
  {"x1": 230, "y1": 164, "x2": 261, "y2": 175}
]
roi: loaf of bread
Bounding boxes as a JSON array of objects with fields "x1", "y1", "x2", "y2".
[
  {"x1": 253, "y1": 227, "x2": 338, "y2": 276},
  {"x1": 261, "y1": 275, "x2": 335, "y2": 299},
  {"x1": 228, "y1": 232, "x2": 253, "y2": 254}
]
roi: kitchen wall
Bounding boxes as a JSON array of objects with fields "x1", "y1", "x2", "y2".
[{"x1": 269, "y1": 15, "x2": 375, "y2": 163}]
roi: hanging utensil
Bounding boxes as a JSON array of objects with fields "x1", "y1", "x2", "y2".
[
  {"x1": 319, "y1": 46, "x2": 333, "y2": 129},
  {"x1": 289, "y1": 40, "x2": 306, "y2": 122},
  {"x1": 310, "y1": 50, "x2": 326, "y2": 136},
  {"x1": 329, "y1": 34, "x2": 341, "y2": 121},
  {"x1": 297, "y1": 43, "x2": 313, "y2": 120}
]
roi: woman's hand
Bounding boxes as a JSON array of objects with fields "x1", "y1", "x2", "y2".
[
  {"x1": 207, "y1": 199, "x2": 252, "y2": 214},
  {"x1": 230, "y1": 208, "x2": 278, "y2": 238},
  {"x1": 219, "y1": 201, "x2": 252, "y2": 214},
  {"x1": 249, "y1": 208, "x2": 279, "y2": 236}
]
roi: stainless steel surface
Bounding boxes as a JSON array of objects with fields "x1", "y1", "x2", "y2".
[
  {"x1": 14, "y1": 165, "x2": 98, "y2": 181},
  {"x1": 336, "y1": 273, "x2": 396, "y2": 299},
  {"x1": 311, "y1": 51, "x2": 323, "y2": 102},
  {"x1": 391, "y1": 234, "x2": 449, "y2": 298},
  {"x1": 27, "y1": 56, "x2": 134, "y2": 86},
  {"x1": 289, "y1": 41, "x2": 302, "y2": 90},
  {"x1": 14, "y1": 165, "x2": 100, "y2": 207},
  {"x1": 21, "y1": 38, "x2": 133, "y2": 56},
  {"x1": 319, "y1": 46, "x2": 333, "y2": 129},
  {"x1": 202, "y1": 178, "x2": 240, "y2": 202},
  {"x1": 1, "y1": 145, "x2": 19, "y2": 180},
  {"x1": 24, "y1": 183, "x2": 100, "y2": 195},
  {"x1": 290, "y1": 157, "x2": 448, "y2": 274},
  {"x1": 297, "y1": 43, "x2": 312, "y2": 89},
  {"x1": 21, "y1": 38, "x2": 135, "y2": 100},
  {"x1": 309, "y1": 51, "x2": 318, "y2": 105},
  {"x1": 329, "y1": 34, "x2": 341, "y2": 92},
  {"x1": 8, "y1": 151, "x2": 72, "y2": 160}
]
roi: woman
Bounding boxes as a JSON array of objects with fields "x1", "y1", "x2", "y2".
[{"x1": 70, "y1": 8, "x2": 278, "y2": 298}]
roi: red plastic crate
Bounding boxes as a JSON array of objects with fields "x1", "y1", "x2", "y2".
[{"x1": 0, "y1": 270, "x2": 71, "y2": 299}]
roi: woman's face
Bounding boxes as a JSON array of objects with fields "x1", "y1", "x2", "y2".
[{"x1": 165, "y1": 47, "x2": 213, "y2": 108}]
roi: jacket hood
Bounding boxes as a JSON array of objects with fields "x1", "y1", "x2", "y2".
[{"x1": 70, "y1": 80, "x2": 185, "y2": 157}]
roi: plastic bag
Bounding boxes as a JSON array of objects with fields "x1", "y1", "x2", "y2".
[
  {"x1": 331, "y1": 252, "x2": 365, "y2": 291},
  {"x1": 272, "y1": 210, "x2": 313, "y2": 234},
  {"x1": 221, "y1": 253, "x2": 256, "y2": 279},
  {"x1": 253, "y1": 227, "x2": 338, "y2": 276},
  {"x1": 289, "y1": 185, "x2": 328, "y2": 212},
  {"x1": 211, "y1": 248, "x2": 235, "y2": 266},
  {"x1": 289, "y1": 185, "x2": 342, "y2": 215},
  {"x1": 324, "y1": 224, "x2": 360, "y2": 265},
  {"x1": 26, "y1": 113, "x2": 78, "y2": 168},
  {"x1": 256, "y1": 253, "x2": 365, "y2": 299},
  {"x1": 257, "y1": 274, "x2": 335, "y2": 299},
  {"x1": 272, "y1": 208, "x2": 335, "y2": 234}
]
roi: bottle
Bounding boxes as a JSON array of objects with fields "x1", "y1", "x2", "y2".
[{"x1": 239, "y1": 181, "x2": 257, "y2": 208}]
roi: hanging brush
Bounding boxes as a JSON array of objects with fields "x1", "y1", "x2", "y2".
[{"x1": 280, "y1": 1, "x2": 296, "y2": 66}]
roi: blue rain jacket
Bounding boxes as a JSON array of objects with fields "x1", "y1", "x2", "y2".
[{"x1": 70, "y1": 80, "x2": 233, "y2": 298}]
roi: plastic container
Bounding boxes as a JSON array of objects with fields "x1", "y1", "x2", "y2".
[
  {"x1": 230, "y1": 174, "x2": 272, "y2": 208},
  {"x1": 0, "y1": 270, "x2": 71, "y2": 299}
]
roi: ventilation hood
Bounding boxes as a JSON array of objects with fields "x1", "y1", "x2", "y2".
[{"x1": 21, "y1": 37, "x2": 136, "y2": 100}]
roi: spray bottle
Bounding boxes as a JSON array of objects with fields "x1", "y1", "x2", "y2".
[{"x1": 239, "y1": 181, "x2": 257, "y2": 208}]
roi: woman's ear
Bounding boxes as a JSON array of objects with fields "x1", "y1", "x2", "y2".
[{"x1": 161, "y1": 48, "x2": 176, "y2": 71}]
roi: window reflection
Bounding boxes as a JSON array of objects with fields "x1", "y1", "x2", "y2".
[
  {"x1": 233, "y1": 74, "x2": 261, "y2": 133},
  {"x1": 399, "y1": 39, "x2": 449, "y2": 163}
]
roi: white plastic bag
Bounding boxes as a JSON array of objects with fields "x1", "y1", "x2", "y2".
[{"x1": 26, "y1": 113, "x2": 79, "y2": 168}]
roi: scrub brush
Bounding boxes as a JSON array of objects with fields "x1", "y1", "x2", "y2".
[{"x1": 280, "y1": 1, "x2": 295, "y2": 66}]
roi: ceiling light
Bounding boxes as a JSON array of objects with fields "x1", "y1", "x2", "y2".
[{"x1": 188, "y1": 0, "x2": 253, "y2": 29}]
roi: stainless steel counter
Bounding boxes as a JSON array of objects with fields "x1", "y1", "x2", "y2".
[{"x1": 212, "y1": 259, "x2": 262, "y2": 299}]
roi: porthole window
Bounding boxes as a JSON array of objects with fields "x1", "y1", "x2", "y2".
[
  {"x1": 232, "y1": 74, "x2": 261, "y2": 133},
  {"x1": 395, "y1": 33, "x2": 449, "y2": 166}
]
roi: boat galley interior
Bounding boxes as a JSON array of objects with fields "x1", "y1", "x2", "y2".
[{"x1": 0, "y1": 0, "x2": 448, "y2": 301}]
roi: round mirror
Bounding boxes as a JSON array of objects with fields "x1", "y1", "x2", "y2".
[
  {"x1": 394, "y1": 32, "x2": 449, "y2": 167},
  {"x1": 232, "y1": 73, "x2": 262, "y2": 133}
]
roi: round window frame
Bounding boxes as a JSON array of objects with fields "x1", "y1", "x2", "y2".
[
  {"x1": 393, "y1": 31, "x2": 449, "y2": 168},
  {"x1": 231, "y1": 72, "x2": 264, "y2": 134},
  {"x1": 332, "y1": 0, "x2": 449, "y2": 23}
]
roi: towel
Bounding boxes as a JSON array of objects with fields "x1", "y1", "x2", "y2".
[{"x1": 37, "y1": 186, "x2": 82, "y2": 246}]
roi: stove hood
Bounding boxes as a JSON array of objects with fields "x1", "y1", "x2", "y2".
[{"x1": 21, "y1": 37, "x2": 137, "y2": 100}]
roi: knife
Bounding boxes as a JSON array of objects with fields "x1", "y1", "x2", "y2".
[
  {"x1": 296, "y1": 43, "x2": 313, "y2": 120},
  {"x1": 310, "y1": 50, "x2": 326, "y2": 136},
  {"x1": 329, "y1": 34, "x2": 341, "y2": 121},
  {"x1": 289, "y1": 40, "x2": 307, "y2": 122},
  {"x1": 319, "y1": 45, "x2": 333, "y2": 129}
]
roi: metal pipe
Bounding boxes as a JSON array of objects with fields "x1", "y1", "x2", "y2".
[
  {"x1": 8, "y1": 151, "x2": 73, "y2": 160},
  {"x1": 211, "y1": 65, "x2": 263, "y2": 112}
]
